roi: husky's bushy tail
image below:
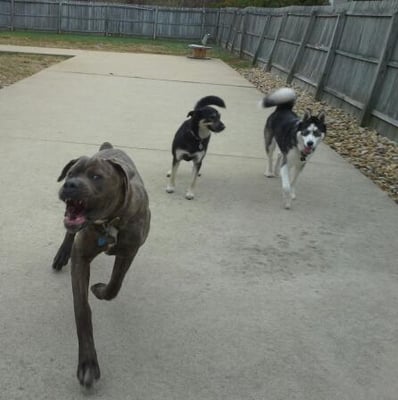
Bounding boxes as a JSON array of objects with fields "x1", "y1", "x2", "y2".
[
  {"x1": 262, "y1": 87, "x2": 296, "y2": 110},
  {"x1": 195, "y1": 96, "x2": 226, "y2": 110}
]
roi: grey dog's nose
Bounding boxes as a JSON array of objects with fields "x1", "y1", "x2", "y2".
[{"x1": 63, "y1": 179, "x2": 79, "y2": 190}]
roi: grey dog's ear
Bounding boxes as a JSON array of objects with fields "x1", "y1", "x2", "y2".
[
  {"x1": 57, "y1": 158, "x2": 80, "y2": 182},
  {"x1": 107, "y1": 159, "x2": 135, "y2": 208}
]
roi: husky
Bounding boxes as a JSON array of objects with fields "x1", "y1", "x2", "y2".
[
  {"x1": 262, "y1": 88, "x2": 326, "y2": 209},
  {"x1": 166, "y1": 96, "x2": 226, "y2": 200}
]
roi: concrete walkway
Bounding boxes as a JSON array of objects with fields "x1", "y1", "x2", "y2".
[{"x1": 0, "y1": 46, "x2": 397, "y2": 400}]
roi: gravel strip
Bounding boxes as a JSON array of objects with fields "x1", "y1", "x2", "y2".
[{"x1": 237, "y1": 67, "x2": 398, "y2": 205}]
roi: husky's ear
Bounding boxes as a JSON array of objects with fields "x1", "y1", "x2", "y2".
[
  {"x1": 317, "y1": 110, "x2": 326, "y2": 123},
  {"x1": 187, "y1": 110, "x2": 194, "y2": 118},
  {"x1": 303, "y1": 109, "x2": 312, "y2": 121}
]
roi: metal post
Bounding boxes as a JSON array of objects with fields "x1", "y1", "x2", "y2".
[
  {"x1": 10, "y1": 0, "x2": 15, "y2": 31},
  {"x1": 153, "y1": 6, "x2": 158, "y2": 40},
  {"x1": 201, "y1": 7, "x2": 206, "y2": 38},
  {"x1": 58, "y1": 0, "x2": 63, "y2": 34},
  {"x1": 215, "y1": 8, "x2": 221, "y2": 45},
  {"x1": 104, "y1": 4, "x2": 108, "y2": 37}
]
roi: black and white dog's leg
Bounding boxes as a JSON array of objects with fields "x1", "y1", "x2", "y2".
[
  {"x1": 186, "y1": 160, "x2": 202, "y2": 200},
  {"x1": 166, "y1": 157, "x2": 180, "y2": 193},
  {"x1": 264, "y1": 136, "x2": 276, "y2": 177},
  {"x1": 280, "y1": 158, "x2": 292, "y2": 209},
  {"x1": 274, "y1": 152, "x2": 282, "y2": 177},
  {"x1": 289, "y1": 163, "x2": 305, "y2": 201}
]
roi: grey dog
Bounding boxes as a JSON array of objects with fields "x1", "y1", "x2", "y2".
[{"x1": 52, "y1": 142, "x2": 151, "y2": 387}]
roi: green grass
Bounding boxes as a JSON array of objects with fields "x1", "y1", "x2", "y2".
[{"x1": 0, "y1": 30, "x2": 251, "y2": 68}]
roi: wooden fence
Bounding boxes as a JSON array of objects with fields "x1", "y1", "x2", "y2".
[
  {"x1": 0, "y1": 0, "x2": 398, "y2": 141},
  {"x1": 0, "y1": 0, "x2": 220, "y2": 39},
  {"x1": 218, "y1": 1, "x2": 398, "y2": 141}
]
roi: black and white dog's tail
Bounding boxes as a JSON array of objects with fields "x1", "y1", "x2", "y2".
[
  {"x1": 195, "y1": 95, "x2": 226, "y2": 110},
  {"x1": 261, "y1": 87, "x2": 296, "y2": 110}
]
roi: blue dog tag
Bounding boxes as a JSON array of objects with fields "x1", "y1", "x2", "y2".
[{"x1": 98, "y1": 236, "x2": 108, "y2": 247}]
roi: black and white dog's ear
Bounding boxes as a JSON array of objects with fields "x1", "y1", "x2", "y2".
[
  {"x1": 303, "y1": 108, "x2": 312, "y2": 121},
  {"x1": 317, "y1": 110, "x2": 326, "y2": 123}
]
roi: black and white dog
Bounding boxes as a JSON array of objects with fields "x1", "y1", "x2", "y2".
[
  {"x1": 166, "y1": 96, "x2": 226, "y2": 200},
  {"x1": 262, "y1": 88, "x2": 326, "y2": 209}
]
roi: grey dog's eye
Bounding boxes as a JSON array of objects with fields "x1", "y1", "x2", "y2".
[{"x1": 91, "y1": 174, "x2": 102, "y2": 181}]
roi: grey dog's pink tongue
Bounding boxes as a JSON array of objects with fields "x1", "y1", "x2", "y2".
[
  {"x1": 64, "y1": 215, "x2": 86, "y2": 225},
  {"x1": 303, "y1": 146, "x2": 312, "y2": 154}
]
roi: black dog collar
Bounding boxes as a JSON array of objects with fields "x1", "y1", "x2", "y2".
[{"x1": 190, "y1": 130, "x2": 204, "y2": 150}]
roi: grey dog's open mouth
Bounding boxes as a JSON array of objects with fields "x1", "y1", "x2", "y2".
[{"x1": 63, "y1": 199, "x2": 88, "y2": 230}]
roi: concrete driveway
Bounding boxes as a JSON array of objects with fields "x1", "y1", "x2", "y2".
[{"x1": 0, "y1": 46, "x2": 397, "y2": 400}]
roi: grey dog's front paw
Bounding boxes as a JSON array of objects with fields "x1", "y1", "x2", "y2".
[
  {"x1": 91, "y1": 283, "x2": 119, "y2": 301},
  {"x1": 91, "y1": 283, "x2": 109, "y2": 300},
  {"x1": 52, "y1": 246, "x2": 71, "y2": 271},
  {"x1": 77, "y1": 357, "x2": 100, "y2": 388}
]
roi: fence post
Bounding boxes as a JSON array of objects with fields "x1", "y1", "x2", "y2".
[
  {"x1": 104, "y1": 4, "x2": 109, "y2": 36},
  {"x1": 230, "y1": 11, "x2": 242, "y2": 54},
  {"x1": 239, "y1": 10, "x2": 248, "y2": 58},
  {"x1": 153, "y1": 6, "x2": 158, "y2": 40},
  {"x1": 314, "y1": 12, "x2": 346, "y2": 101},
  {"x1": 10, "y1": 0, "x2": 14, "y2": 31},
  {"x1": 359, "y1": 11, "x2": 398, "y2": 126},
  {"x1": 286, "y1": 11, "x2": 316, "y2": 84},
  {"x1": 201, "y1": 7, "x2": 206, "y2": 38},
  {"x1": 225, "y1": 9, "x2": 237, "y2": 50},
  {"x1": 252, "y1": 14, "x2": 270, "y2": 66},
  {"x1": 57, "y1": 0, "x2": 60, "y2": 33},
  {"x1": 264, "y1": 13, "x2": 287, "y2": 72},
  {"x1": 215, "y1": 8, "x2": 221, "y2": 44}
]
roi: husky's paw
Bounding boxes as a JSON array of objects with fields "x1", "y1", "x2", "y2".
[
  {"x1": 283, "y1": 192, "x2": 292, "y2": 210},
  {"x1": 166, "y1": 170, "x2": 171, "y2": 177},
  {"x1": 264, "y1": 171, "x2": 275, "y2": 178},
  {"x1": 166, "y1": 185, "x2": 175, "y2": 193},
  {"x1": 185, "y1": 191, "x2": 195, "y2": 200}
]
